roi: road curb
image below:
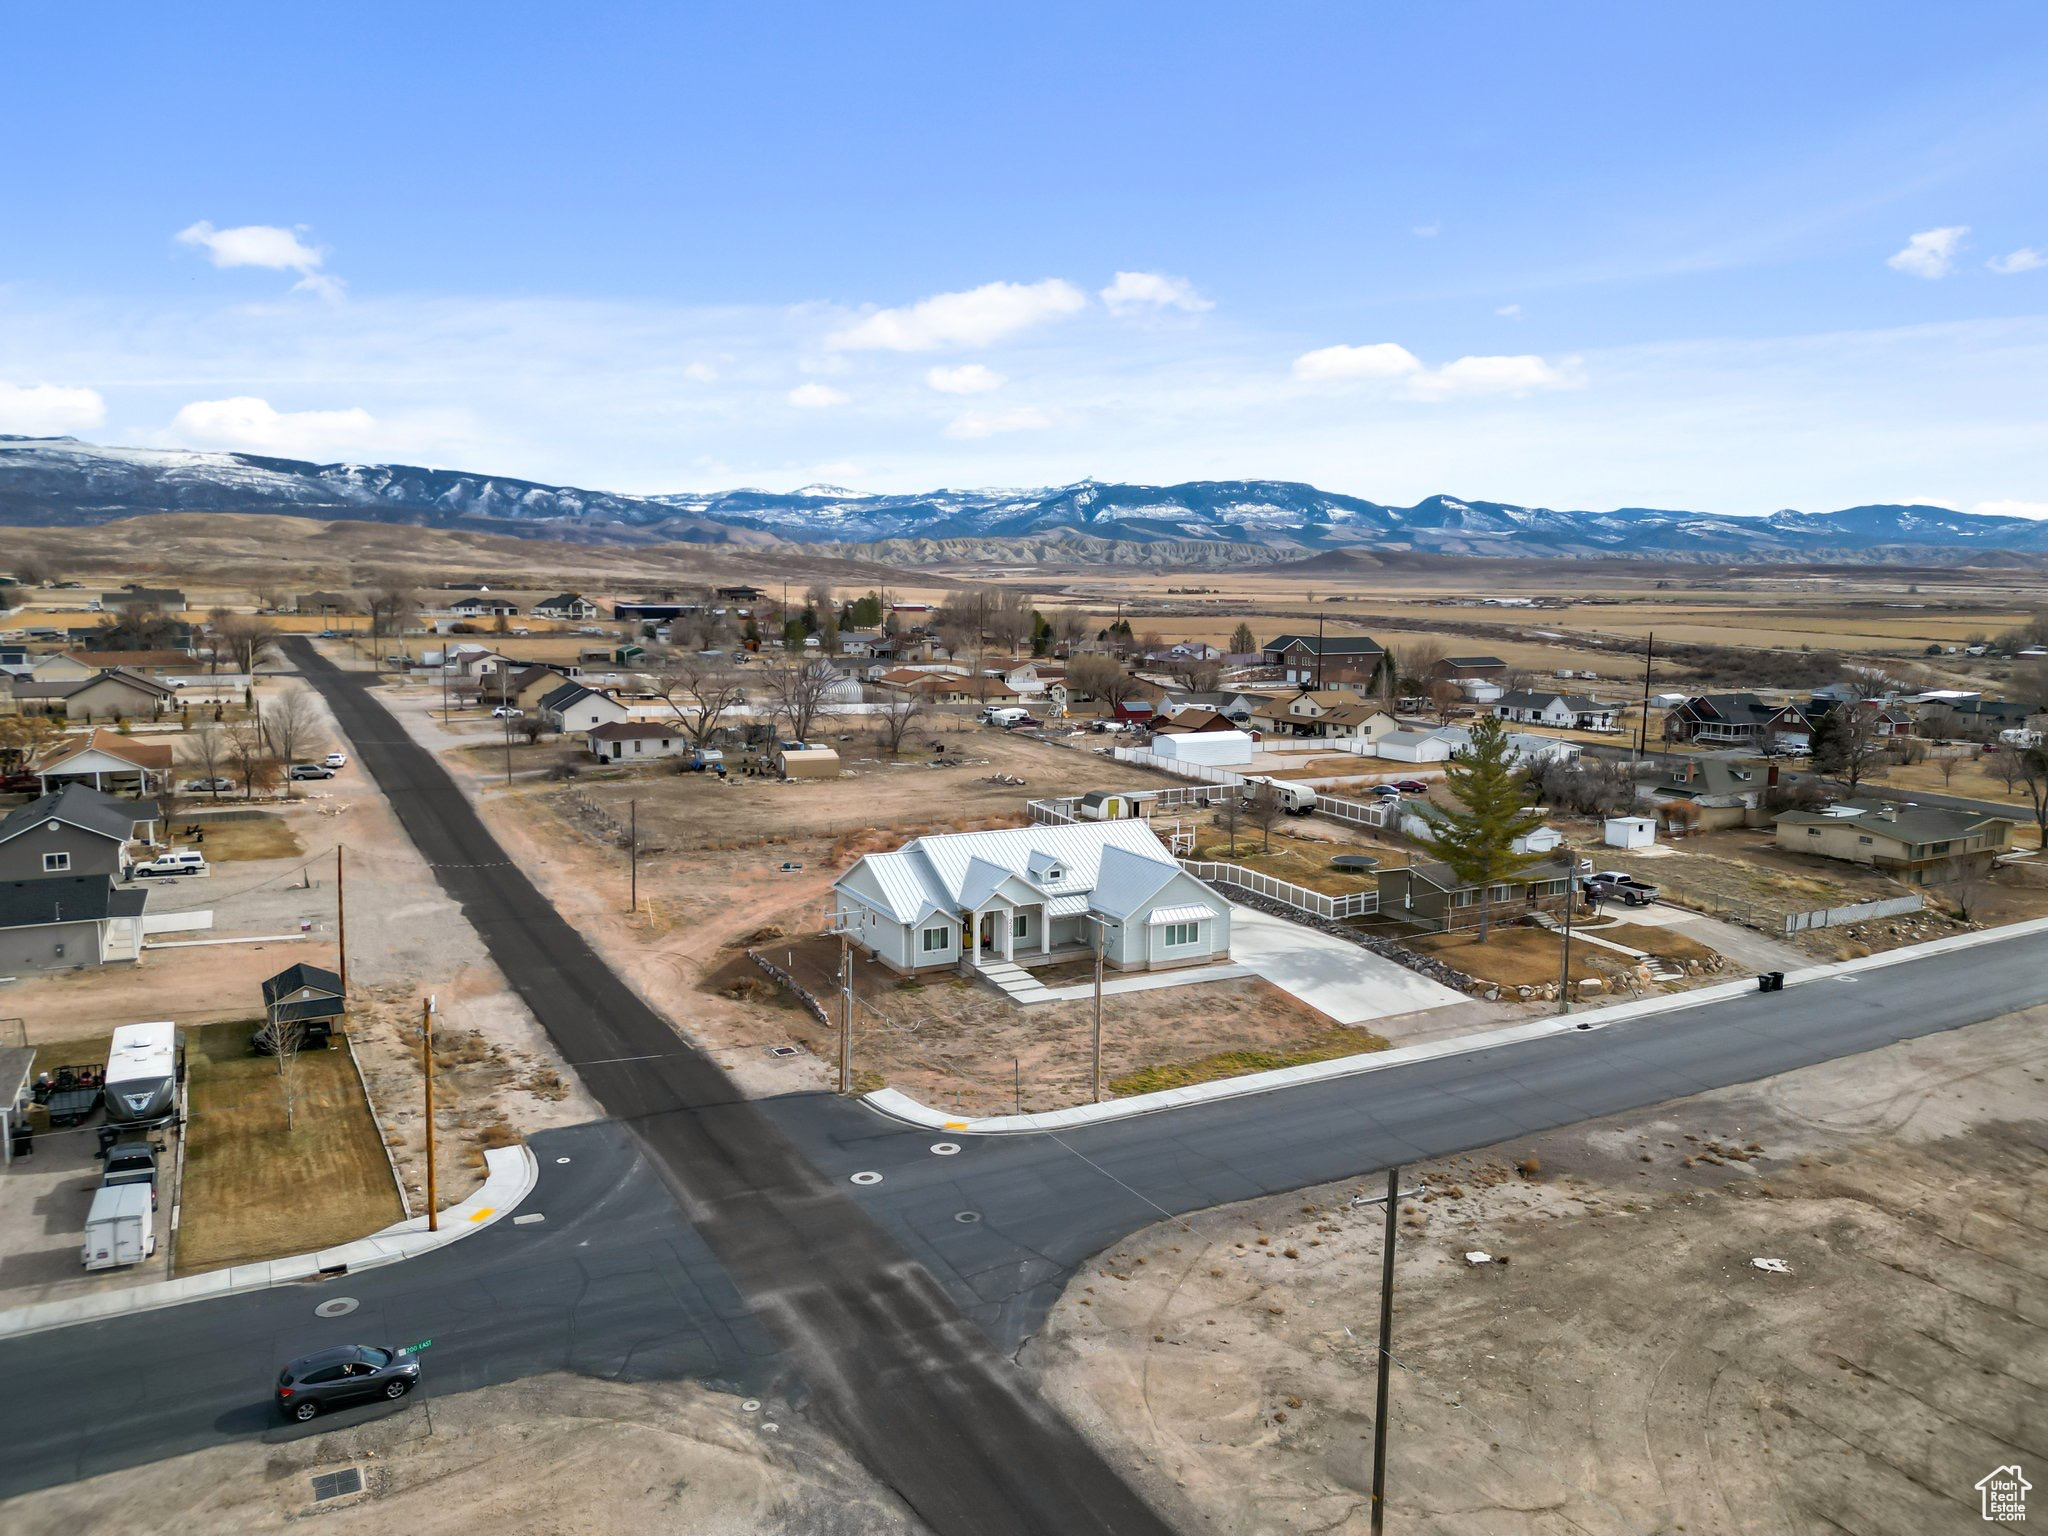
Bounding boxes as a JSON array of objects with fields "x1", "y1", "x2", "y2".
[
  {"x1": 0, "y1": 1144, "x2": 538, "y2": 1341},
  {"x1": 863, "y1": 913, "x2": 2048, "y2": 1135}
]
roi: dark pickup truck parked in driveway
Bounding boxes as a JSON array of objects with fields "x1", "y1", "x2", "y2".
[{"x1": 1584, "y1": 871, "x2": 1660, "y2": 907}]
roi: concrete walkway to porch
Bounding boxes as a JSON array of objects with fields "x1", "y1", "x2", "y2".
[{"x1": 976, "y1": 958, "x2": 1252, "y2": 1006}]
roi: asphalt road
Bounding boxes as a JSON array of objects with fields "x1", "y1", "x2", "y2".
[{"x1": 283, "y1": 645, "x2": 1175, "y2": 1536}]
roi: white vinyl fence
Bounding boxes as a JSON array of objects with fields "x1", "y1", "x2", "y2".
[
  {"x1": 1313, "y1": 793, "x2": 1395, "y2": 830},
  {"x1": 1782, "y1": 894, "x2": 1924, "y2": 934},
  {"x1": 1180, "y1": 859, "x2": 1379, "y2": 920}
]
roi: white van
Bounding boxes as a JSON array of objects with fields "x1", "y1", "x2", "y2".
[{"x1": 83, "y1": 1183, "x2": 155, "y2": 1270}]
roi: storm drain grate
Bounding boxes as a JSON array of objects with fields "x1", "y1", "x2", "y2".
[
  {"x1": 310, "y1": 1468, "x2": 363, "y2": 1502},
  {"x1": 768, "y1": 1046, "x2": 801, "y2": 1059}
]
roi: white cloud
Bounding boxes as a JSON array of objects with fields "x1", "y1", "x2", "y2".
[
  {"x1": 1973, "y1": 498, "x2": 2048, "y2": 520},
  {"x1": 787, "y1": 382, "x2": 848, "y2": 408},
  {"x1": 1988, "y1": 247, "x2": 2044, "y2": 276},
  {"x1": 945, "y1": 405, "x2": 1054, "y2": 439},
  {"x1": 0, "y1": 381, "x2": 106, "y2": 434},
  {"x1": 1099, "y1": 271, "x2": 1213, "y2": 316},
  {"x1": 1496, "y1": 303, "x2": 1522, "y2": 317},
  {"x1": 1407, "y1": 354, "x2": 1574, "y2": 400},
  {"x1": 175, "y1": 220, "x2": 344, "y2": 299},
  {"x1": 169, "y1": 396, "x2": 377, "y2": 456},
  {"x1": 826, "y1": 279, "x2": 1086, "y2": 351},
  {"x1": 925, "y1": 363, "x2": 1006, "y2": 395},
  {"x1": 683, "y1": 361, "x2": 719, "y2": 382},
  {"x1": 1886, "y1": 226, "x2": 1968, "y2": 279},
  {"x1": 1292, "y1": 342, "x2": 1425, "y2": 383},
  {"x1": 1412, "y1": 223, "x2": 1440, "y2": 238}
]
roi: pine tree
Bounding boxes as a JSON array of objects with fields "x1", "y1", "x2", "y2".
[
  {"x1": 1417, "y1": 716, "x2": 1547, "y2": 939},
  {"x1": 1229, "y1": 621, "x2": 1257, "y2": 656}
]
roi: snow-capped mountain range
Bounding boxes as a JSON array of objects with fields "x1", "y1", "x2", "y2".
[{"x1": 4, "y1": 435, "x2": 2045, "y2": 564}]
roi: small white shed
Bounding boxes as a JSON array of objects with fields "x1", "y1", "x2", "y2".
[
  {"x1": 1514, "y1": 824, "x2": 1564, "y2": 855},
  {"x1": 1149, "y1": 728, "x2": 1253, "y2": 767},
  {"x1": 1375, "y1": 729, "x2": 1455, "y2": 764},
  {"x1": 1604, "y1": 815, "x2": 1657, "y2": 849}
]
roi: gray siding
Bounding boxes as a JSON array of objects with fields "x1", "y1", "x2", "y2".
[
  {"x1": 0, "y1": 918, "x2": 111, "y2": 975},
  {"x1": 0, "y1": 830, "x2": 126, "y2": 883}
]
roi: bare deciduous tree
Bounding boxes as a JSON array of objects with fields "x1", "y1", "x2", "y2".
[
  {"x1": 224, "y1": 715, "x2": 282, "y2": 798},
  {"x1": 1243, "y1": 781, "x2": 1285, "y2": 853},
  {"x1": 253, "y1": 1016, "x2": 309, "y2": 1130},
  {"x1": 1067, "y1": 653, "x2": 1139, "y2": 709},
  {"x1": 874, "y1": 695, "x2": 924, "y2": 755},
  {"x1": 12, "y1": 551, "x2": 58, "y2": 586},
  {"x1": 261, "y1": 687, "x2": 329, "y2": 793},
  {"x1": 1396, "y1": 640, "x2": 1446, "y2": 692},
  {"x1": 653, "y1": 655, "x2": 748, "y2": 746},
  {"x1": 179, "y1": 721, "x2": 232, "y2": 798},
  {"x1": 210, "y1": 613, "x2": 282, "y2": 674},
  {"x1": 1215, "y1": 793, "x2": 1243, "y2": 856},
  {"x1": 1051, "y1": 609, "x2": 1091, "y2": 653},
  {"x1": 763, "y1": 658, "x2": 840, "y2": 742},
  {"x1": 366, "y1": 575, "x2": 420, "y2": 641}
]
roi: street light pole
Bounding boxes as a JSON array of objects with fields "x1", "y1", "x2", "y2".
[
  {"x1": 1090, "y1": 915, "x2": 1107, "y2": 1103},
  {"x1": 421, "y1": 995, "x2": 439, "y2": 1232},
  {"x1": 1369, "y1": 1164, "x2": 1399, "y2": 1535},
  {"x1": 628, "y1": 799, "x2": 638, "y2": 913}
]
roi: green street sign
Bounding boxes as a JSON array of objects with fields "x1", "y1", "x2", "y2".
[{"x1": 399, "y1": 1339, "x2": 434, "y2": 1355}]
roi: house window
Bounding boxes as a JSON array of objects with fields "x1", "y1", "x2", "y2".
[
  {"x1": 920, "y1": 925, "x2": 952, "y2": 954},
  {"x1": 1013, "y1": 913, "x2": 1028, "y2": 938},
  {"x1": 1451, "y1": 888, "x2": 1476, "y2": 907},
  {"x1": 1857, "y1": 835, "x2": 1872, "y2": 845},
  {"x1": 1488, "y1": 884, "x2": 1511, "y2": 902},
  {"x1": 1807, "y1": 827, "x2": 1820, "y2": 837},
  {"x1": 43, "y1": 852, "x2": 71, "y2": 872},
  {"x1": 1162, "y1": 921, "x2": 1201, "y2": 947}
]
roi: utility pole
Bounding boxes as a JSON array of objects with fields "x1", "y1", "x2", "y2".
[
  {"x1": 1556, "y1": 845, "x2": 1576, "y2": 1015},
  {"x1": 1315, "y1": 611, "x2": 1326, "y2": 693},
  {"x1": 1635, "y1": 631, "x2": 1655, "y2": 760},
  {"x1": 838, "y1": 930, "x2": 853, "y2": 1094},
  {"x1": 628, "y1": 799, "x2": 638, "y2": 913},
  {"x1": 335, "y1": 845, "x2": 348, "y2": 1000},
  {"x1": 1369, "y1": 1164, "x2": 1399, "y2": 1535},
  {"x1": 422, "y1": 996, "x2": 439, "y2": 1232},
  {"x1": 441, "y1": 652, "x2": 450, "y2": 723},
  {"x1": 1090, "y1": 916, "x2": 1107, "y2": 1103},
  {"x1": 502, "y1": 707, "x2": 513, "y2": 786}
]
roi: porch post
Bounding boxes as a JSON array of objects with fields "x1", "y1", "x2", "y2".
[
  {"x1": 1041, "y1": 905, "x2": 1051, "y2": 955},
  {"x1": 1003, "y1": 909, "x2": 1014, "y2": 962}
]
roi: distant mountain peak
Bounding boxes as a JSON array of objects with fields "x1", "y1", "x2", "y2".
[{"x1": 0, "y1": 436, "x2": 2042, "y2": 565}]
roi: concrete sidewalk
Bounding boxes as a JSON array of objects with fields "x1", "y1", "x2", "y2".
[{"x1": 0, "y1": 1144, "x2": 537, "y2": 1341}]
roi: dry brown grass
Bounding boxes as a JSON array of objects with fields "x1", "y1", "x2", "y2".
[
  {"x1": 1411, "y1": 926, "x2": 1608, "y2": 986},
  {"x1": 178, "y1": 814, "x2": 306, "y2": 862},
  {"x1": 175, "y1": 1019, "x2": 403, "y2": 1274},
  {"x1": 1593, "y1": 922, "x2": 1716, "y2": 962}
]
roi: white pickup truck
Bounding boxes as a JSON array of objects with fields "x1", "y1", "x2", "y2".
[{"x1": 132, "y1": 849, "x2": 209, "y2": 880}]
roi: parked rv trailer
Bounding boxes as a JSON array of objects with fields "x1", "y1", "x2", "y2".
[
  {"x1": 103, "y1": 1021, "x2": 179, "y2": 1129},
  {"x1": 83, "y1": 1183, "x2": 155, "y2": 1270},
  {"x1": 1244, "y1": 776, "x2": 1317, "y2": 814}
]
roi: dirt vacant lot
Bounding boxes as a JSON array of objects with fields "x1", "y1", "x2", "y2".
[{"x1": 1030, "y1": 1007, "x2": 2048, "y2": 1536}]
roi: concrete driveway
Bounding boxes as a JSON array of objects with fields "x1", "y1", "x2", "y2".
[{"x1": 1228, "y1": 905, "x2": 1463, "y2": 1025}]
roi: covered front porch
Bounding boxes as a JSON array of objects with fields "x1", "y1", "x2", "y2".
[{"x1": 964, "y1": 885, "x2": 1097, "y2": 968}]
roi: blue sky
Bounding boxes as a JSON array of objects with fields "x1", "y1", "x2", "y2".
[{"x1": 2, "y1": 2, "x2": 2044, "y2": 514}]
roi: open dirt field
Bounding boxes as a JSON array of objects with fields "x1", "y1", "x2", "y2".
[
  {"x1": 740, "y1": 935, "x2": 1365, "y2": 1115},
  {"x1": 174, "y1": 1020, "x2": 403, "y2": 1274},
  {"x1": 1029, "y1": 1006, "x2": 2048, "y2": 1536},
  {"x1": 0, "y1": 1375, "x2": 921, "y2": 1536}
]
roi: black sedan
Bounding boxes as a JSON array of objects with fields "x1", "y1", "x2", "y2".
[{"x1": 275, "y1": 1344, "x2": 420, "y2": 1421}]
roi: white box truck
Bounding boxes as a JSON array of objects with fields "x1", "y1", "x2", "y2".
[{"x1": 83, "y1": 1183, "x2": 155, "y2": 1270}]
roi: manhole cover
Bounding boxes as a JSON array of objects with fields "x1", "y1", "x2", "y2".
[
  {"x1": 929, "y1": 1142, "x2": 961, "y2": 1156},
  {"x1": 768, "y1": 1045, "x2": 800, "y2": 1059},
  {"x1": 310, "y1": 1468, "x2": 363, "y2": 1502},
  {"x1": 555, "y1": 1156, "x2": 572, "y2": 1165},
  {"x1": 850, "y1": 1171, "x2": 883, "y2": 1186},
  {"x1": 954, "y1": 1211, "x2": 983, "y2": 1224},
  {"x1": 741, "y1": 1398, "x2": 762, "y2": 1413},
  {"x1": 314, "y1": 1297, "x2": 359, "y2": 1319}
]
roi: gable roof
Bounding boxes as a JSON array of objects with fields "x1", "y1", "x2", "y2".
[
  {"x1": 1262, "y1": 633, "x2": 1385, "y2": 657},
  {"x1": 1495, "y1": 690, "x2": 1610, "y2": 713},
  {"x1": 837, "y1": 820, "x2": 1186, "y2": 927},
  {"x1": 1773, "y1": 798, "x2": 2013, "y2": 845},
  {"x1": 539, "y1": 680, "x2": 602, "y2": 711},
  {"x1": 533, "y1": 593, "x2": 589, "y2": 610},
  {"x1": 0, "y1": 783, "x2": 148, "y2": 846},
  {"x1": 1440, "y1": 654, "x2": 1507, "y2": 668},
  {"x1": 40, "y1": 729, "x2": 175, "y2": 773},
  {"x1": 0, "y1": 874, "x2": 147, "y2": 929},
  {"x1": 587, "y1": 721, "x2": 679, "y2": 741},
  {"x1": 263, "y1": 962, "x2": 344, "y2": 1006}
]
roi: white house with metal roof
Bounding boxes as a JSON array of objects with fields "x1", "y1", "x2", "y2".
[{"x1": 833, "y1": 821, "x2": 1231, "y2": 975}]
